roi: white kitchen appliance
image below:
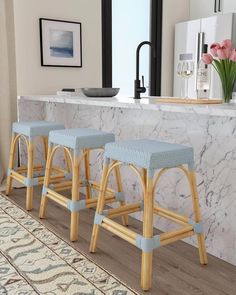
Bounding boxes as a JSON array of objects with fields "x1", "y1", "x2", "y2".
[{"x1": 173, "y1": 13, "x2": 236, "y2": 99}]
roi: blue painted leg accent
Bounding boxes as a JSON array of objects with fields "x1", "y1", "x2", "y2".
[
  {"x1": 24, "y1": 177, "x2": 39, "y2": 187},
  {"x1": 94, "y1": 212, "x2": 106, "y2": 225},
  {"x1": 136, "y1": 234, "x2": 161, "y2": 252},
  {"x1": 115, "y1": 192, "x2": 125, "y2": 202},
  {"x1": 67, "y1": 200, "x2": 87, "y2": 212},
  {"x1": 189, "y1": 219, "x2": 204, "y2": 234},
  {"x1": 42, "y1": 186, "x2": 49, "y2": 196}
]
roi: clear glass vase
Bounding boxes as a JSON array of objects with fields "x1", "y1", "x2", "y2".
[{"x1": 221, "y1": 80, "x2": 235, "y2": 103}]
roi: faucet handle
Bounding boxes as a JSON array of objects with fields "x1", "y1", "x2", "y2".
[
  {"x1": 141, "y1": 75, "x2": 145, "y2": 88},
  {"x1": 140, "y1": 75, "x2": 146, "y2": 94}
]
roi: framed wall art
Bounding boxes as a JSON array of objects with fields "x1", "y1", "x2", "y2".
[{"x1": 39, "y1": 18, "x2": 82, "y2": 67}]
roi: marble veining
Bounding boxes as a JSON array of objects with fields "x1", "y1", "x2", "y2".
[
  {"x1": 18, "y1": 95, "x2": 236, "y2": 117},
  {"x1": 17, "y1": 96, "x2": 236, "y2": 266}
]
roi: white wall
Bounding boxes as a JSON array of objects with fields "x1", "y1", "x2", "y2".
[
  {"x1": 13, "y1": 0, "x2": 102, "y2": 95},
  {"x1": 161, "y1": 0, "x2": 190, "y2": 96},
  {"x1": 12, "y1": 0, "x2": 190, "y2": 96},
  {"x1": 0, "y1": 0, "x2": 17, "y2": 174}
]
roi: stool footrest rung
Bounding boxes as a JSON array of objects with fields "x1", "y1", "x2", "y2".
[
  {"x1": 9, "y1": 167, "x2": 70, "y2": 188},
  {"x1": 45, "y1": 189, "x2": 68, "y2": 208},
  {"x1": 52, "y1": 167, "x2": 68, "y2": 174},
  {"x1": 89, "y1": 181, "x2": 115, "y2": 195},
  {"x1": 10, "y1": 170, "x2": 25, "y2": 183},
  {"x1": 103, "y1": 203, "x2": 142, "y2": 219},
  {"x1": 102, "y1": 223, "x2": 137, "y2": 246},
  {"x1": 43, "y1": 187, "x2": 117, "y2": 211},
  {"x1": 154, "y1": 206, "x2": 189, "y2": 224},
  {"x1": 50, "y1": 173, "x2": 68, "y2": 180},
  {"x1": 94, "y1": 213, "x2": 196, "y2": 252},
  {"x1": 156, "y1": 211, "x2": 189, "y2": 225},
  {"x1": 85, "y1": 195, "x2": 116, "y2": 208},
  {"x1": 101, "y1": 216, "x2": 137, "y2": 241},
  {"x1": 160, "y1": 231, "x2": 194, "y2": 247},
  {"x1": 36, "y1": 177, "x2": 44, "y2": 185},
  {"x1": 49, "y1": 180, "x2": 72, "y2": 191},
  {"x1": 53, "y1": 186, "x2": 72, "y2": 192},
  {"x1": 160, "y1": 225, "x2": 193, "y2": 241},
  {"x1": 15, "y1": 165, "x2": 68, "y2": 177},
  {"x1": 16, "y1": 164, "x2": 44, "y2": 173}
]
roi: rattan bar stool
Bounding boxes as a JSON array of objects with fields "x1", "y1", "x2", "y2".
[
  {"x1": 6, "y1": 121, "x2": 65, "y2": 210},
  {"x1": 90, "y1": 139, "x2": 208, "y2": 291},
  {"x1": 39, "y1": 128, "x2": 128, "y2": 242}
]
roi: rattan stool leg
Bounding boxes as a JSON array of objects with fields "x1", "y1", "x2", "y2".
[
  {"x1": 114, "y1": 165, "x2": 128, "y2": 226},
  {"x1": 42, "y1": 136, "x2": 48, "y2": 162},
  {"x1": 26, "y1": 140, "x2": 34, "y2": 211},
  {"x1": 6, "y1": 134, "x2": 16, "y2": 195},
  {"x1": 64, "y1": 148, "x2": 72, "y2": 174},
  {"x1": 142, "y1": 168, "x2": 147, "y2": 186},
  {"x1": 84, "y1": 149, "x2": 92, "y2": 200},
  {"x1": 39, "y1": 145, "x2": 53, "y2": 218},
  {"x1": 189, "y1": 170, "x2": 208, "y2": 265},
  {"x1": 90, "y1": 161, "x2": 109, "y2": 253},
  {"x1": 141, "y1": 174, "x2": 154, "y2": 291},
  {"x1": 70, "y1": 155, "x2": 80, "y2": 242}
]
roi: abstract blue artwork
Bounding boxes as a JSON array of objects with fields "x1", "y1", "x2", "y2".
[
  {"x1": 50, "y1": 30, "x2": 74, "y2": 58},
  {"x1": 40, "y1": 18, "x2": 82, "y2": 67}
]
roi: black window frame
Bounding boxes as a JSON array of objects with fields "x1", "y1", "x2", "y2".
[
  {"x1": 102, "y1": 0, "x2": 112, "y2": 88},
  {"x1": 102, "y1": 0, "x2": 162, "y2": 96}
]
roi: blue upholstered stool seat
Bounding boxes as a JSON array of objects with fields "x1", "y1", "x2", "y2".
[
  {"x1": 105, "y1": 139, "x2": 194, "y2": 170},
  {"x1": 13, "y1": 121, "x2": 64, "y2": 138},
  {"x1": 49, "y1": 128, "x2": 115, "y2": 150}
]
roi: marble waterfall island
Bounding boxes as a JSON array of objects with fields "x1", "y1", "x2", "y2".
[{"x1": 18, "y1": 95, "x2": 236, "y2": 266}]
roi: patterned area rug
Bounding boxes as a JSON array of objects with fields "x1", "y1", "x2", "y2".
[{"x1": 0, "y1": 193, "x2": 138, "y2": 295}]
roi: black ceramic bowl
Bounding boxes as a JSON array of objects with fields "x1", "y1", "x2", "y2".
[{"x1": 81, "y1": 88, "x2": 120, "y2": 97}]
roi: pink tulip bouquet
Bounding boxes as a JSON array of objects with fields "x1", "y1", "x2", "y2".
[{"x1": 202, "y1": 39, "x2": 236, "y2": 103}]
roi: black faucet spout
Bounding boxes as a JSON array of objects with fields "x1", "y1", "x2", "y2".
[{"x1": 134, "y1": 41, "x2": 154, "y2": 99}]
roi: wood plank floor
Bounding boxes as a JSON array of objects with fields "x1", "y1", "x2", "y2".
[{"x1": 5, "y1": 187, "x2": 236, "y2": 295}]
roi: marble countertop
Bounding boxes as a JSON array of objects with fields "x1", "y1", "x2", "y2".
[{"x1": 18, "y1": 95, "x2": 236, "y2": 117}]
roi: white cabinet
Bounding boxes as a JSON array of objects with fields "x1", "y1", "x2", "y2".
[
  {"x1": 190, "y1": 0, "x2": 236, "y2": 20},
  {"x1": 190, "y1": 0, "x2": 216, "y2": 20},
  {"x1": 222, "y1": 0, "x2": 236, "y2": 14}
]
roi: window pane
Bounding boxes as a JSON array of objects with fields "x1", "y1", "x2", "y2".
[{"x1": 112, "y1": 0, "x2": 151, "y2": 97}]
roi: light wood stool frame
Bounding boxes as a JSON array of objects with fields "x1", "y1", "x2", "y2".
[
  {"x1": 39, "y1": 145, "x2": 128, "y2": 242},
  {"x1": 6, "y1": 133, "x2": 67, "y2": 210},
  {"x1": 90, "y1": 160, "x2": 208, "y2": 291}
]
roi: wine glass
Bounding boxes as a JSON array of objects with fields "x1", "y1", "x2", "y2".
[
  {"x1": 182, "y1": 61, "x2": 194, "y2": 98},
  {"x1": 177, "y1": 62, "x2": 183, "y2": 97}
]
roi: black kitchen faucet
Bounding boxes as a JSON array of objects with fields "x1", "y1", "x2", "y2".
[{"x1": 134, "y1": 41, "x2": 154, "y2": 99}]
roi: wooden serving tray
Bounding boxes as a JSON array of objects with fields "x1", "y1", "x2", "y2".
[{"x1": 156, "y1": 98, "x2": 222, "y2": 104}]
